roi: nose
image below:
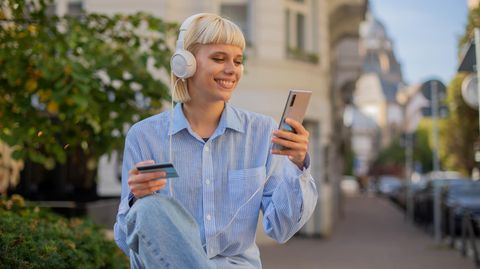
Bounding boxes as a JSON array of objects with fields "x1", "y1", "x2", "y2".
[{"x1": 224, "y1": 60, "x2": 238, "y2": 75}]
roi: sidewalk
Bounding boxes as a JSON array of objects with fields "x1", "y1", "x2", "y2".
[{"x1": 258, "y1": 194, "x2": 476, "y2": 269}]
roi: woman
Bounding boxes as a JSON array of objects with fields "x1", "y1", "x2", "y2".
[{"x1": 114, "y1": 13, "x2": 318, "y2": 268}]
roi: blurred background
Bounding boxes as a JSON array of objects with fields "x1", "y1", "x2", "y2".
[{"x1": 1, "y1": 0, "x2": 480, "y2": 268}]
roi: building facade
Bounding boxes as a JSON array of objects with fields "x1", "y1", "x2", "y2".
[{"x1": 355, "y1": 13, "x2": 405, "y2": 146}]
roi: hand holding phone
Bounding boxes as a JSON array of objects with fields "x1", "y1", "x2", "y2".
[{"x1": 273, "y1": 90, "x2": 312, "y2": 150}]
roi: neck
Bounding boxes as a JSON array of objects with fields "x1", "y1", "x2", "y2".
[{"x1": 182, "y1": 100, "x2": 225, "y2": 138}]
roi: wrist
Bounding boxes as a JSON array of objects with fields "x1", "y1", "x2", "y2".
[{"x1": 290, "y1": 153, "x2": 310, "y2": 170}]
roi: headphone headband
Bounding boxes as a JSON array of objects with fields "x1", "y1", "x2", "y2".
[{"x1": 175, "y1": 13, "x2": 208, "y2": 50}]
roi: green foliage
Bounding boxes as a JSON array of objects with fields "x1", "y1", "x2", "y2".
[
  {"x1": 0, "y1": 195, "x2": 129, "y2": 268},
  {"x1": 459, "y1": 4, "x2": 480, "y2": 47},
  {"x1": 370, "y1": 127, "x2": 433, "y2": 176},
  {"x1": 413, "y1": 121, "x2": 433, "y2": 172},
  {"x1": 369, "y1": 138, "x2": 405, "y2": 176},
  {"x1": 439, "y1": 74, "x2": 478, "y2": 175},
  {"x1": 375, "y1": 138, "x2": 405, "y2": 167},
  {"x1": 437, "y1": 5, "x2": 480, "y2": 176},
  {"x1": 286, "y1": 47, "x2": 319, "y2": 64},
  {"x1": 0, "y1": 0, "x2": 177, "y2": 170}
]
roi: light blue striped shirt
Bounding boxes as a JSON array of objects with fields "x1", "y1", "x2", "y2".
[{"x1": 114, "y1": 103, "x2": 318, "y2": 268}]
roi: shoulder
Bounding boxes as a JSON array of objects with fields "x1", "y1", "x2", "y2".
[{"x1": 126, "y1": 110, "x2": 170, "y2": 139}]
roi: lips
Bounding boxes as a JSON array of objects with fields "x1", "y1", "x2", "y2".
[{"x1": 215, "y1": 79, "x2": 235, "y2": 89}]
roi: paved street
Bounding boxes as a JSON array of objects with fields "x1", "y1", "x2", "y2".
[{"x1": 259, "y1": 194, "x2": 476, "y2": 269}]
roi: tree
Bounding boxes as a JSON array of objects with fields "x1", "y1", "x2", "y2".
[
  {"x1": 413, "y1": 121, "x2": 433, "y2": 173},
  {"x1": 438, "y1": 4, "x2": 480, "y2": 176},
  {"x1": 370, "y1": 138, "x2": 405, "y2": 177},
  {"x1": 369, "y1": 125, "x2": 433, "y2": 177},
  {"x1": 0, "y1": 0, "x2": 176, "y2": 198},
  {"x1": 439, "y1": 74, "x2": 477, "y2": 175}
]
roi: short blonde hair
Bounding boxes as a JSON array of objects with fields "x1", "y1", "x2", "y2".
[{"x1": 171, "y1": 13, "x2": 246, "y2": 103}]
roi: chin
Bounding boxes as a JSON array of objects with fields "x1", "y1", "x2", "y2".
[{"x1": 220, "y1": 94, "x2": 233, "y2": 102}]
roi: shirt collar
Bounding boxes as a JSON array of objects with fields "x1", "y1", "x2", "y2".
[{"x1": 168, "y1": 103, "x2": 245, "y2": 136}]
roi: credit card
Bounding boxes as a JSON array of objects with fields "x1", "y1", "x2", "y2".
[{"x1": 137, "y1": 163, "x2": 179, "y2": 178}]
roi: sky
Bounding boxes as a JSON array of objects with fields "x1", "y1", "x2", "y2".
[{"x1": 369, "y1": 0, "x2": 469, "y2": 85}]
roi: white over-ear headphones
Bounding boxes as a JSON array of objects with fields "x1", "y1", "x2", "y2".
[{"x1": 170, "y1": 13, "x2": 207, "y2": 79}]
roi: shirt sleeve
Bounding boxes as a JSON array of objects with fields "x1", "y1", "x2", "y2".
[
  {"x1": 114, "y1": 128, "x2": 143, "y2": 255},
  {"x1": 260, "y1": 125, "x2": 318, "y2": 243}
]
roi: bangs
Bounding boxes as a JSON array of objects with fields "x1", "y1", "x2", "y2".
[{"x1": 185, "y1": 16, "x2": 246, "y2": 51}]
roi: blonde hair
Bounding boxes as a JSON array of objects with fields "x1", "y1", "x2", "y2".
[{"x1": 171, "y1": 13, "x2": 246, "y2": 103}]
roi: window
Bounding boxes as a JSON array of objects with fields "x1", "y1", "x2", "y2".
[
  {"x1": 68, "y1": 1, "x2": 83, "y2": 19},
  {"x1": 44, "y1": 0, "x2": 82, "y2": 18},
  {"x1": 46, "y1": 4, "x2": 57, "y2": 17},
  {"x1": 221, "y1": 4, "x2": 251, "y2": 45},
  {"x1": 285, "y1": 9, "x2": 290, "y2": 49},
  {"x1": 285, "y1": 0, "x2": 318, "y2": 63},
  {"x1": 296, "y1": 13, "x2": 305, "y2": 50}
]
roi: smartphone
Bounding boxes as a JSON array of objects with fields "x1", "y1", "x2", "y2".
[
  {"x1": 273, "y1": 89, "x2": 312, "y2": 150},
  {"x1": 137, "y1": 162, "x2": 179, "y2": 178}
]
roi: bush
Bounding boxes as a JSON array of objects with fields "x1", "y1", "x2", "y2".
[{"x1": 0, "y1": 195, "x2": 129, "y2": 269}]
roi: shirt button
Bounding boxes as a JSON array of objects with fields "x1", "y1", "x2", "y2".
[
  {"x1": 205, "y1": 179, "x2": 211, "y2": 185},
  {"x1": 205, "y1": 146, "x2": 209, "y2": 152},
  {"x1": 206, "y1": 214, "x2": 211, "y2": 221}
]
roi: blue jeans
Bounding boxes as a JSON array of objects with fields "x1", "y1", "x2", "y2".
[{"x1": 125, "y1": 195, "x2": 215, "y2": 269}]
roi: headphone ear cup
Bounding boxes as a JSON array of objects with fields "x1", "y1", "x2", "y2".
[{"x1": 171, "y1": 49, "x2": 196, "y2": 79}]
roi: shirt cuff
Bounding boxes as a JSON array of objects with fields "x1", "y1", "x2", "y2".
[
  {"x1": 303, "y1": 153, "x2": 311, "y2": 169},
  {"x1": 128, "y1": 192, "x2": 136, "y2": 207}
]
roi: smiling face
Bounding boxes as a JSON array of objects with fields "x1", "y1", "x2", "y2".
[{"x1": 186, "y1": 43, "x2": 243, "y2": 104}]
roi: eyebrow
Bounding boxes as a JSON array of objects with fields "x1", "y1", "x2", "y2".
[{"x1": 210, "y1": 51, "x2": 243, "y2": 59}]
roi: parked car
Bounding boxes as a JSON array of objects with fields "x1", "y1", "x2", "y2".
[
  {"x1": 412, "y1": 172, "x2": 469, "y2": 229},
  {"x1": 377, "y1": 175, "x2": 403, "y2": 197}
]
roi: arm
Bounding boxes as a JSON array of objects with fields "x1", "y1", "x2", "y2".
[
  {"x1": 113, "y1": 130, "x2": 167, "y2": 255},
  {"x1": 261, "y1": 118, "x2": 318, "y2": 243}
]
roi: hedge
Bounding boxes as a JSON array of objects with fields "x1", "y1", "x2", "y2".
[{"x1": 0, "y1": 195, "x2": 128, "y2": 269}]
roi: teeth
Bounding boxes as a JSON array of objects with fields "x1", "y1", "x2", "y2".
[{"x1": 217, "y1": 79, "x2": 234, "y2": 88}]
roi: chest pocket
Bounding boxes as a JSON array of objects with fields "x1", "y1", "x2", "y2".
[{"x1": 227, "y1": 166, "x2": 266, "y2": 219}]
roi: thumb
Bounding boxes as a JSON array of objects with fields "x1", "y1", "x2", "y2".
[{"x1": 135, "y1": 160, "x2": 155, "y2": 168}]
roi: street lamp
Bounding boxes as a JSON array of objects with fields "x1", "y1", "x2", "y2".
[{"x1": 420, "y1": 79, "x2": 447, "y2": 172}]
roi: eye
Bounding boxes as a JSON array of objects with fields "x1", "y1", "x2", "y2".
[{"x1": 212, "y1": 57, "x2": 224, "y2": 62}]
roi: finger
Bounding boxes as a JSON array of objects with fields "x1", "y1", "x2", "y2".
[
  {"x1": 131, "y1": 179, "x2": 167, "y2": 197},
  {"x1": 135, "y1": 186, "x2": 164, "y2": 198},
  {"x1": 272, "y1": 137, "x2": 307, "y2": 151},
  {"x1": 129, "y1": 160, "x2": 155, "y2": 176},
  {"x1": 128, "y1": 171, "x2": 167, "y2": 186},
  {"x1": 271, "y1": 148, "x2": 303, "y2": 158},
  {"x1": 285, "y1": 118, "x2": 309, "y2": 136},
  {"x1": 273, "y1": 129, "x2": 308, "y2": 144},
  {"x1": 133, "y1": 179, "x2": 167, "y2": 192},
  {"x1": 273, "y1": 129, "x2": 297, "y2": 140},
  {"x1": 271, "y1": 149, "x2": 306, "y2": 165}
]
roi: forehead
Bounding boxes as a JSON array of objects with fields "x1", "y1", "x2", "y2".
[{"x1": 195, "y1": 44, "x2": 243, "y2": 57}]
